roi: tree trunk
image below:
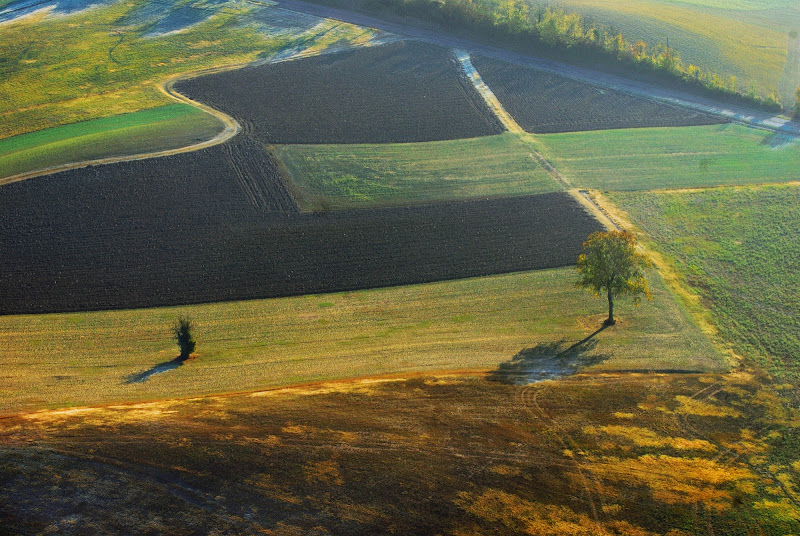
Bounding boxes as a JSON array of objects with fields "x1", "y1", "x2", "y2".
[{"x1": 605, "y1": 289, "x2": 615, "y2": 326}]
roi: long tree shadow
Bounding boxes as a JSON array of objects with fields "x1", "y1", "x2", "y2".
[
  {"x1": 489, "y1": 326, "x2": 610, "y2": 385},
  {"x1": 125, "y1": 356, "x2": 188, "y2": 384}
]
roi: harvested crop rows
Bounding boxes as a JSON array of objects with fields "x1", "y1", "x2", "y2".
[
  {"x1": 176, "y1": 41, "x2": 505, "y2": 144},
  {"x1": 472, "y1": 56, "x2": 727, "y2": 133}
]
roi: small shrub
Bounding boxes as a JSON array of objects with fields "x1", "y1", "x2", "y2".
[{"x1": 173, "y1": 316, "x2": 196, "y2": 358}]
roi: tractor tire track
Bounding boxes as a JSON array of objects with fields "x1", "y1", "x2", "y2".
[{"x1": 519, "y1": 383, "x2": 603, "y2": 522}]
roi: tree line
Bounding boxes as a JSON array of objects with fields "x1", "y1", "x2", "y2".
[{"x1": 363, "y1": 0, "x2": 784, "y2": 112}]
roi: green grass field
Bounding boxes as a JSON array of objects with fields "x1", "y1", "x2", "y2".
[
  {"x1": 276, "y1": 133, "x2": 560, "y2": 209},
  {"x1": 545, "y1": 0, "x2": 798, "y2": 103},
  {"x1": 611, "y1": 184, "x2": 800, "y2": 388},
  {"x1": 0, "y1": 267, "x2": 723, "y2": 413},
  {"x1": 537, "y1": 123, "x2": 800, "y2": 191},
  {"x1": 0, "y1": 104, "x2": 223, "y2": 180},
  {"x1": 0, "y1": 0, "x2": 378, "y2": 139}
]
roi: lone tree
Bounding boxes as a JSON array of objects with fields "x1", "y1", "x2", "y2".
[
  {"x1": 576, "y1": 230, "x2": 652, "y2": 326},
  {"x1": 173, "y1": 316, "x2": 196, "y2": 359}
]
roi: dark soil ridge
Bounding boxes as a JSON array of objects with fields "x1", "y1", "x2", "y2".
[
  {"x1": 0, "y1": 176, "x2": 600, "y2": 313},
  {"x1": 174, "y1": 40, "x2": 505, "y2": 144},
  {"x1": 472, "y1": 55, "x2": 728, "y2": 134}
]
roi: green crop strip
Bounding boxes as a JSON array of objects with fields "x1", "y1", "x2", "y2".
[
  {"x1": 0, "y1": 104, "x2": 222, "y2": 179},
  {"x1": 538, "y1": 123, "x2": 800, "y2": 191},
  {"x1": 276, "y1": 133, "x2": 561, "y2": 209}
]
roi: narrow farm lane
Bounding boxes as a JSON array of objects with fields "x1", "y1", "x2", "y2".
[
  {"x1": 454, "y1": 50, "x2": 524, "y2": 135},
  {"x1": 455, "y1": 50, "x2": 620, "y2": 233},
  {"x1": 277, "y1": 0, "x2": 800, "y2": 137}
]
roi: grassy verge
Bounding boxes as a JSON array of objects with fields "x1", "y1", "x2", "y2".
[
  {"x1": 0, "y1": 267, "x2": 722, "y2": 413},
  {"x1": 610, "y1": 184, "x2": 800, "y2": 388},
  {"x1": 0, "y1": 0, "x2": 378, "y2": 139},
  {"x1": 0, "y1": 104, "x2": 222, "y2": 180},
  {"x1": 276, "y1": 133, "x2": 560, "y2": 209},
  {"x1": 538, "y1": 123, "x2": 800, "y2": 191}
]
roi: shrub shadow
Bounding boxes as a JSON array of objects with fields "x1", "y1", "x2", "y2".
[
  {"x1": 489, "y1": 327, "x2": 610, "y2": 385},
  {"x1": 125, "y1": 356, "x2": 188, "y2": 384}
]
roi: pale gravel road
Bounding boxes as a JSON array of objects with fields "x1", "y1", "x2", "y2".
[{"x1": 276, "y1": 0, "x2": 800, "y2": 138}]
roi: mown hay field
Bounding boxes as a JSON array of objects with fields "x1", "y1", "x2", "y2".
[
  {"x1": 472, "y1": 56, "x2": 725, "y2": 134},
  {"x1": 543, "y1": 0, "x2": 797, "y2": 104},
  {"x1": 0, "y1": 266, "x2": 724, "y2": 413},
  {"x1": 3, "y1": 372, "x2": 797, "y2": 534},
  {"x1": 276, "y1": 133, "x2": 560, "y2": 210},
  {"x1": 0, "y1": 104, "x2": 222, "y2": 181},
  {"x1": 176, "y1": 41, "x2": 504, "y2": 144},
  {"x1": 610, "y1": 184, "x2": 800, "y2": 391},
  {"x1": 536, "y1": 123, "x2": 800, "y2": 191}
]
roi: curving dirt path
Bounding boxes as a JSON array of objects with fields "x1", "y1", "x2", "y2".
[
  {"x1": 0, "y1": 75, "x2": 241, "y2": 187},
  {"x1": 0, "y1": 34, "x2": 391, "y2": 187}
]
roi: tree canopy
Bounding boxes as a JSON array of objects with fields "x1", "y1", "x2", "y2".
[{"x1": 576, "y1": 230, "x2": 651, "y2": 326}]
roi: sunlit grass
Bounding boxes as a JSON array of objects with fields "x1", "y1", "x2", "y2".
[
  {"x1": 0, "y1": 267, "x2": 723, "y2": 413},
  {"x1": 0, "y1": 0, "x2": 378, "y2": 139},
  {"x1": 547, "y1": 0, "x2": 793, "y2": 98},
  {"x1": 276, "y1": 133, "x2": 561, "y2": 209},
  {"x1": 538, "y1": 123, "x2": 800, "y2": 191},
  {"x1": 3, "y1": 372, "x2": 798, "y2": 533},
  {"x1": 0, "y1": 104, "x2": 222, "y2": 179},
  {"x1": 611, "y1": 184, "x2": 800, "y2": 388}
]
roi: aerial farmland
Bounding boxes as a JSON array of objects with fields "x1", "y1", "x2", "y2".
[{"x1": 1, "y1": 0, "x2": 800, "y2": 533}]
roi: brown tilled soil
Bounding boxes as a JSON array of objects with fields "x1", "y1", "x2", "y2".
[
  {"x1": 0, "y1": 135, "x2": 600, "y2": 313},
  {"x1": 175, "y1": 40, "x2": 505, "y2": 144},
  {"x1": 472, "y1": 55, "x2": 728, "y2": 133}
]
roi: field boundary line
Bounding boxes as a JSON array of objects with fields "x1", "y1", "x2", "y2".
[
  {"x1": 454, "y1": 49, "x2": 524, "y2": 134},
  {"x1": 525, "y1": 146, "x2": 621, "y2": 232},
  {"x1": 587, "y1": 191, "x2": 739, "y2": 370},
  {"x1": 0, "y1": 369, "x2": 493, "y2": 420},
  {"x1": 644, "y1": 180, "x2": 800, "y2": 195}
]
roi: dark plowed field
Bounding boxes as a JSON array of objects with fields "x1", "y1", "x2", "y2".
[
  {"x1": 472, "y1": 56, "x2": 727, "y2": 133},
  {"x1": 0, "y1": 147, "x2": 600, "y2": 312},
  {"x1": 175, "y1": 41, "x2": 504, "y2": 144}
]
